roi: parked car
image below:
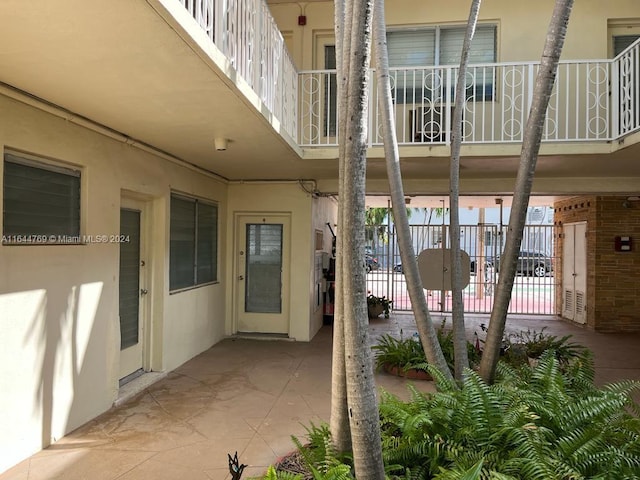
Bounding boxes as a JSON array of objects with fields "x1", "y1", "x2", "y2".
[
  {"x1": 487, "y1": 251, "x2": 553, "y2": 277},
  {"x1": 365, "y1": 254, "x2": 380, "y2": 272}
]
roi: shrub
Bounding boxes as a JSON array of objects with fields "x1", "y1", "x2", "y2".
[
  {"x1": 372, "y1": 322, "x2": 481, "y2": 376},
  {"x1": 379, "y1": 352, "x2": 640, "y2": 479}
]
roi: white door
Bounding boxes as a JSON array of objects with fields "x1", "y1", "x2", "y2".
[
  {"x1": 119, "y1": 198, "x2": 148, "y2": 380},
  {"x1": 236, "y1": 215, "x2": 290, "y2": 334},
  {"x1": 562, "y1": 222, "x2": 587, "y2": 324}
]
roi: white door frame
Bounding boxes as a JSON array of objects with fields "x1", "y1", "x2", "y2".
[
  {"x1": 233, "y1": 213, "x2": 291, "y2": 335},
  {"x1": 119, "y1": 196, "x2": 150, "y2": 380}
]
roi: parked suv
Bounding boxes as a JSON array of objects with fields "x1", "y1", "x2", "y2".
[{"x1": 487, "y1": 251, "x2": 553, "y2": 277}]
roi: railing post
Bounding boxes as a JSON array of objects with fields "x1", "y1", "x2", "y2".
[
  {"x1": 368, "y1": 68, "x2": 374, "y2": 148},
  {"x1": 611, "y1": 59, "x2": 619, "y2": 139},
  {"x1": 445, "y1": 67, "x2": 452, "y2": 145}
]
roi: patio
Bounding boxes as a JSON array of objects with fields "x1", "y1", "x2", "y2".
[{"x1": 2, "y1": 313, "x2": 639, "y2": 480}]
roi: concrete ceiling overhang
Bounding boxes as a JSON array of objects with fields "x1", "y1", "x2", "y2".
[
  {"x1": 1, "y1": 0, "x2": 639, "y2": 193},
  {"x1": 0, "y1": 0, "x2": 331, "y2": 180}
]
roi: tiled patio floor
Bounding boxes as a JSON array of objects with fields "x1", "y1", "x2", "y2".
[{"x1": 2, "y1": 313, "x2": 639, "y2": 479}]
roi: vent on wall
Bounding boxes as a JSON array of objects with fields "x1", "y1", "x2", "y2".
[
  {"x1": 563, "y1": 289, "x2": 574, "y2": 317},
  {"x1": 575, "y1": 291, "x2": 586, "y2": 323}
]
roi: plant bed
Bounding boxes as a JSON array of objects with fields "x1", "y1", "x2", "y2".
[{"x1": 383, "y1": 363, "x2": 433, "y2": 380}]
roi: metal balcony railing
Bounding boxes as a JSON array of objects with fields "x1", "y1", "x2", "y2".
[
  {"x1": 176, "y1": 0, "x2": 639, "y2": 150},
  {"x1": 300, "y1": 39, "x2": 640, "y2": 147},
  {"x1": 178, "y1": 0, "x2": 298, "y2": 141}
]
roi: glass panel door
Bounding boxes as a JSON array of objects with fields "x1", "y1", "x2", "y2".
[
  {"x1": 245, "y1": 224, "x2": 283, "y2": 313},
  {"x1": 236, "y1": 215, "x2": 290, "y2": 334}
]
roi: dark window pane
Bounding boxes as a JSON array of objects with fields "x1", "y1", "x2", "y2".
[
  {"x1": 197, "y1": 202, "x2": 217, "y2": 284},
  {"x1": 170, "y1": 196, "x2": 196, "y2": 290},
  {"x1": 3, "y1": 155, "x2": 80, "y2": 238},
  {"x1": 324, "y1": 45, "x2": 337, "y2": 136}
]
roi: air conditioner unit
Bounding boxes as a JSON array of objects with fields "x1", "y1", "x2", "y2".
[{"x1": 411, "y1": 106, "x2": 446, "y2": 142}]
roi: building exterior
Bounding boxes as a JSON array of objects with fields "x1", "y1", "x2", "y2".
[{"x1": 0, "y1": 0, "x2": 639, "y2": 472}]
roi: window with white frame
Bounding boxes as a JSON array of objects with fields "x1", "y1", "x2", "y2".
[
  {"x1": 3, "y1": 152, "x2": 81, "y2": 244},
  {"x1": 387, "y1": 24, "x2": 497, "y2": 103},
  {"x1": 170, "y1": 193, "x2": 218, "y2": 291}
]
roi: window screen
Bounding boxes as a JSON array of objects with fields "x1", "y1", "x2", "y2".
[
  {"x1": 388, "y1": 30, "x2": 436, "y2": 67},
  {"x1": 170, "y1": 194, "x2": 218, "y2": 291},
  {"x1": 614, "y1": 35, "x2": 640, "y2": 56},
  {"x1": 388, "y1": 25, "x2": 496, "y2": 67},
  {"x1": 387, "y1": 25, "x2": 496, "y2": 102},
  {"x1": 3, "y1": 153, "x2": 80, "y2": 243}
]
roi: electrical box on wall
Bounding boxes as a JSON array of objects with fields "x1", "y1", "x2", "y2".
[{"x1": 614, "y1": 236, "x2": 632, "y2": 252}]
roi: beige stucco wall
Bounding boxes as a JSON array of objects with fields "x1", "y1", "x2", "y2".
[
  {"x1": 0, "y1": 93, "x2": 228, "y2": 473},
  {"x1": 271, "y1": 0, "x2": 640, "y2": 70},
  {"x1": 226, "y1": 183, "x2": 335, "y2": 341}
]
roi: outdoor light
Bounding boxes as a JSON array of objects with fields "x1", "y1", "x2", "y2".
[{"x1": 214, "y1": 137, "x2": 228, "y2": 151}]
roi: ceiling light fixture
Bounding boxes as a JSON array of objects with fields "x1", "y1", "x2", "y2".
[{"x1": 214, "y1": 138, "x2": 228, "y2": 151}]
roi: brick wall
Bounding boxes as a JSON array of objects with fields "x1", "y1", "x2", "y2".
[{"x1": 554, "y1": 196, "x2": 640, "y2": 331}]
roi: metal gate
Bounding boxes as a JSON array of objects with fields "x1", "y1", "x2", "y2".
[{"x1": 365, "y1": 224, "x2": 557, "y2": 315}]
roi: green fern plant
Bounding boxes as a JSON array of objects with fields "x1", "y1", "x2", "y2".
[
  {"x1": 255, "y1": 423, "x2": 354, "y2": 480},
  {"x1": 379, "y1": 351, "x2": 640, "y2": 479}
]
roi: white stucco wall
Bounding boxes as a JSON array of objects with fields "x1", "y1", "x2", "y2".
[
  {"x1": 270, "y1": 0, "x2": 640, "y2": 70},
  {"x1": 0, "y1": 94, "x2": 228, "y2": 473},
  {"x1": 226, "y1": 183, "x2": 327, "y2": 342}
]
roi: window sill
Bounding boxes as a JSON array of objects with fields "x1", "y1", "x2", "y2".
[{"x1": 169, "y1": 281, "x2": 219, "y2": 295}]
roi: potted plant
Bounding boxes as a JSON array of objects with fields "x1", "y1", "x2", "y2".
[
  {"x1": 372, "y1": 334, "x2": 431, "y2": 379},
  {"x1": 373, "y1": 321, "x2": 482, "y2": 379},
  {"x1": 367, "y1": 294, "x2": 392, "y2": 318},
  {"x1": 506, "y1": 327, "x2": 586, "y2": 367}
]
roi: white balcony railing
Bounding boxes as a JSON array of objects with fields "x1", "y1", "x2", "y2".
[
  {"x1": 176, "y1": 0, "x2": 639, "y2": 151},
  {"x1": 300, "y1": 39, "x2": 640, "y2": 147},
  {"x1": 178, "y1": 0, "x2": 298, "y2": 141}
]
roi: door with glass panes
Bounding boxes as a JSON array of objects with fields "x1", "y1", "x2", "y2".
[
  {"x1": 235, "y1": 215, "x2": 290, "y2": 334},
  {"x1": 119, "y1": 198, "x2": 147, "y2": 380}
]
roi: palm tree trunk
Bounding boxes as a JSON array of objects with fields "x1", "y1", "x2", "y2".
[
  {"x1": 449, "y1": 0, "x2": 482, "y2": 380},
  {"x1": 479, "y1": 0, "x2": 574, "y2": 384},
  {"x1": 329, "y1": 0, "x2": 352, "y2": 454},
  {"x1": 338, "y1": 0, "x2": 385, "y2": 477},
  {"x1": 372, "y1": 0, "x2": 452, "y2": 380}
]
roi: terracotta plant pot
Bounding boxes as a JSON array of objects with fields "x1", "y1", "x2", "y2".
[
  {"x1": 383, "y1": 363, "x2": 433, "y2": 380},
  {"x1": 368, "y1": 304, "x2": 385, "y2": 318}
]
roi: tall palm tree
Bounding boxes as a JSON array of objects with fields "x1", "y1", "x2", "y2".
[
  {"x1": 365, "y1": 207, "x2": 389, "y2": 248},
  {"x1": 449, "y1": 0, "x2": 482, "y2": 380},
  {"x1": 329, "y1": 0, "x2": 351, "y2": 454},
  {"x1": 479, "y1": 0, "x2": 574, "y2": 384},
  {"x1": 332, "y1": 0, "x2": 385, "y2": 476},
  {"x1": 372, "y1": 0, "x2": 452, "y2": 380}
]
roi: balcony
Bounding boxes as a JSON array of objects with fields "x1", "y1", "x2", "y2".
[
  {"x1": 178, "y1": 0, "x2": 299, "y2": 143},
  {"x1": 179, "y1": 0, "x2": 639, "y2": 152},
  {"x1": 299, "y1": 50, "x2": 640, "y2": 147}
]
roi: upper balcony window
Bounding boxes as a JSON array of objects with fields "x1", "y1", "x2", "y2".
[
  {"x1": 387, "y1": 25, "x2": 497, "y2": 103},
  {"x1": 614, "y1": 35, "x2": 640, "y2": 56}
]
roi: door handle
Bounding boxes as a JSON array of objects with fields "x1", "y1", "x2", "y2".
[
  {"x1": 140, "y1": 288, "x2": 148, "y2": 295},
  {"x1": 238, "y1": 275, "x2": 244, "y2": 280}
]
